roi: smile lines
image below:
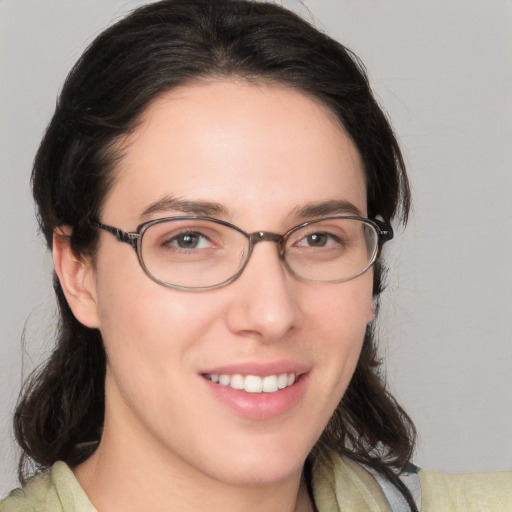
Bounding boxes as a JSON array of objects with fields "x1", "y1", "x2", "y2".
[{"x1": 204, "y1": 373, "x2": 297, "y2": 393}]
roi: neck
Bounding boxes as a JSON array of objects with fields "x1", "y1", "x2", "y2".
[
  {"x1": 73, "y1": 397, "x2": 313, "y2": 512},
  {"x1": 74, "y1": 446, "x2": 312, "y2": 512}
]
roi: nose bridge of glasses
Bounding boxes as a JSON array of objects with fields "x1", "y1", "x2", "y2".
[{"x1": 248, "y1": 231, "x2": 285, "y2": 252}]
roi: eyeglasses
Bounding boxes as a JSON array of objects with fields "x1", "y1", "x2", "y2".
[{"x1": 91, "y1": 216, "x2": 393, "y2": 291}]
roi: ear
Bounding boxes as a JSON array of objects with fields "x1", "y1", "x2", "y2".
[{"x1": 53, "y1": 226, "x2": 100, "y2": 329}]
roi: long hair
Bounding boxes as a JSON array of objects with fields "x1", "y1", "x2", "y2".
[{"x1": 15, "y1": 0, "x2": 415, "y2": 506}]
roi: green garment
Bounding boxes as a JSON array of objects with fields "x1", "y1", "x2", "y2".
[
  {"x1": 1, "y1": 450, "x2": 511, "y2": 511},
  {"x1": 311, "y1": 449, "x2": 512, "y2": 511}
]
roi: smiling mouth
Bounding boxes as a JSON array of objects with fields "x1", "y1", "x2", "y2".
[{"x1": 203, "y1": 373, "x2": 298, "y2": 393}]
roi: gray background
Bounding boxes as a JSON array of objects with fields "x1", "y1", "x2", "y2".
[{"x1": 1, "y1": 0, "x2": 511, "y2": 495}]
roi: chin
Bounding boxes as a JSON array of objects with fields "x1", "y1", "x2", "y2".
[
  {"x1": 208, "y1": 457, "x2": 306, "y2": 488},
  {"x1": 194, "y1": 432, "x2": 314, "y2": 487}
]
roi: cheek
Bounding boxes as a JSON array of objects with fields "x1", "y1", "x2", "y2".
[
  {"x1": 94, "y1": 242, "x2": 189, "y2": 340},
  {"x1": 93, "y1": 269, "x2": 216, "y2": 435},
  {"x1": 307, "y1": 271, "x2": 374, "y2": 338},
  {"x1": 93, "y1": 249, "x2": 225, "y2": 382},
  {"x1": 92, "y1": 251, "x2": 173, "y2": 384},
  {"x1": 306, "y1": 272, "x2": 374, "y2": 382}
]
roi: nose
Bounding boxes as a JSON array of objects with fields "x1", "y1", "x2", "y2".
[{"x1": 225, "y1": 241, "x2": 303, "y2": 342}]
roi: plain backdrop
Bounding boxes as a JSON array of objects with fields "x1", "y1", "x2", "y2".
[{"x1": 1, "y1": 0, "x2": 511, "y2": 496}]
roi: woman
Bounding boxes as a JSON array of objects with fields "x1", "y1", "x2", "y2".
[{"x1": 1, "y1": 1, "x2": 510, "y2": 511}]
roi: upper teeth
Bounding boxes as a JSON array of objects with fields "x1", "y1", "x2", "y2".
[{"x1": 205, "y1": 373, "x2": 296, "y2": 393}]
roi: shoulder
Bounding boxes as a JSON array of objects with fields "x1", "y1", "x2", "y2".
[
  {"x1": 0, "y1": 470, "x2": 55, "y2": 512},
  {"x1": 0, "y1": 462, "x2": 96, "y2": 512},
  {"x1": 310, "y1": 448, "x2": 392, "y2": 511},
  {"x1": 311, "y1": 448, "x2": 512, "y2": 512},
  {"x1": 419, "y1": 468, "x2": 512, "y2": 512}
]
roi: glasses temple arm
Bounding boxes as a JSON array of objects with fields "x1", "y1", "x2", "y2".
[
  {"x1": 92, "y1": 221, "x2": 139, "y2": 248},
  {"x1": 371, "y1": 218, "x2": 394, "y2": 244}
]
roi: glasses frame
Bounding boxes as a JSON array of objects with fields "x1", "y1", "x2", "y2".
[{"x1": 91, "y1": 215, "x2": 393, "y2": 291}]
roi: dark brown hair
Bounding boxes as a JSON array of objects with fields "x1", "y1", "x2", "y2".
[{"x1": 15, "y1": 0, "x2": 415, "y2": 507}]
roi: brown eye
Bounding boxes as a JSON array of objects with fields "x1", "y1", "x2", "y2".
[
  {"x1": 305, "y1": 233, "x2": 329, "y2": 247},
  {"x1": 296, "y1": 231, "x2": 341, "y2": 248},
  {"x1": 165, "y1": 232, "x2": 210, "y2": 250}
]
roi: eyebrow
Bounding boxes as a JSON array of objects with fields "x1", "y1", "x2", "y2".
[
  {"x1": 139, "y1": 196, "x2": 363, "y2": 222},
  {"x1": 140, "y1": 195, "x2": 230, "y2": 219},
  {"x1": 292, "y1": 199, "x2": 363, "y2": 219}
]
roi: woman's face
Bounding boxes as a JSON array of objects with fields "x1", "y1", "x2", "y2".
[{"x1": 85, "y1": 80, "x2": 374, "y2": 486}]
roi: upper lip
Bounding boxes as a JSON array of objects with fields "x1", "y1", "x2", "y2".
[{"x1": 200, "y1": 360, "x2": 311, "y2": 377}]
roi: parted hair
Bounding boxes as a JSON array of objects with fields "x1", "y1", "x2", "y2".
[{"x1": 15, "y1": 0, "x2": 416, "y2": 508}]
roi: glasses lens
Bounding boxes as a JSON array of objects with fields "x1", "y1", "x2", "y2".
[
  {"x1": 284, "y1": 218, "x2": 378, "y2": 282},
  {"x1": 140, "y1": 219, "x2": 248, "y2": 289}
]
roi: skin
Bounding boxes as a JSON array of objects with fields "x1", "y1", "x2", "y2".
[{"x1": 54, "y1": 80, "x2": 375, "y2": 512}]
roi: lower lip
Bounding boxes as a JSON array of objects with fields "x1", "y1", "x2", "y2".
[{"x1": 202, "y1": 373, "x2": 309, "y2": 421}]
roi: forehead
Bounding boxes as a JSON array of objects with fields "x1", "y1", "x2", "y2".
[{"x1": 105, "y1": 79, "x2": 367, "y2": 226}]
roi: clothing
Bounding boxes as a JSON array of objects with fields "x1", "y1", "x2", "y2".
[
  {"x1": 1, "y1": 450, "x2": 511, "y2": 511},
  {"x1": 311, "y1": 449, "x2": 512, "y2": 511}
]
